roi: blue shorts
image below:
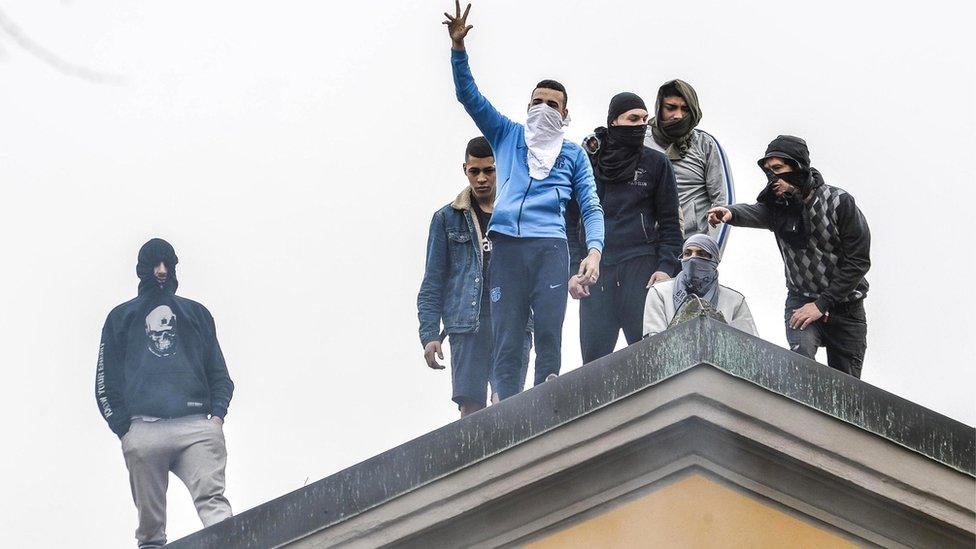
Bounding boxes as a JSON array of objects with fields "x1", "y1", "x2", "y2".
[{"x1": 449, "y1": 312, "x2": 531, "y2": 407}]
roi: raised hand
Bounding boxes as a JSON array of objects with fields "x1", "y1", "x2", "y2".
[{"x1": 442, "y1": 0, "x2": 473, "y2": 50}]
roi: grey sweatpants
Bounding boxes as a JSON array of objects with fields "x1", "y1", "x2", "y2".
[{"x1": 121, "y1": 415, "x2": 232, "y2": 548}]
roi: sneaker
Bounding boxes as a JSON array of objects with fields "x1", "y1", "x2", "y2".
[{"x1": 545, "y1": 373, "x2": 558, "y2": 382}]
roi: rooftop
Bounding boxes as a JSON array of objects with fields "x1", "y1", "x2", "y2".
[{"x1": 170, "y1": 316, "x2": 976, "y2": 548}]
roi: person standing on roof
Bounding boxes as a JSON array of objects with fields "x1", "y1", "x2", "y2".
[
  {"x1": 644, "y1": 80, "x2": 734, "y2": 250},
  {"x1": 95, "y1": 238, "x2": 234, "y2": 548},
  {"x1": 643, "y1": 234, "x2": 757, "y2": 337},
  {"x1": 442, "y1": 1, "x2": 605, "y2": 400},
  {"x1": 708, "y1": 135, "x2": 871, "y2": 377},
  {"x1": 418, "y1": 137, "x2": 532, "y2": 416},
  {"x1": 566, "y1": 92, "x2": 683, "y2": 363}
]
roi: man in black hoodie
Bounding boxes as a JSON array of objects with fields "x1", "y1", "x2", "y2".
[
  {"x1": 708, "y1": 136, "x2": 871, "y2": 377},
  {"x1": 568, "y1": 92, "x2": 683, "y2": 363},
  {"x1": 96, "y1": 238, "x2": 234, "y2": 549}
]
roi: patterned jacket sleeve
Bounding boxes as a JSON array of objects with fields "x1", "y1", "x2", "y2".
[{"x1": 815, "y1": 194, "x2": 871, "y2": 313}]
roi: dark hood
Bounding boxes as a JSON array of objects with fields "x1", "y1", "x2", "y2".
[
  {"x1": 757, "y1": 134, "x2": 811, "y2": 171},
  {"x1": 137, "y1": 238, "x2": 179, "y2": 295},
  {"x1": 757, "y1": 135, "x2": 822, "y2": 199},
  {"x1": 649, "y1": 79, "x2": 702, "y2": 160}
]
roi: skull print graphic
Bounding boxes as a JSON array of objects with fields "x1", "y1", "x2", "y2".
[{"x1": 145, "y1": 305, "x2": 178, "y2": 357}]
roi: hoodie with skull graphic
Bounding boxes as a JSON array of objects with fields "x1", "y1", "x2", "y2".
[{"x1": 95, "y1": 239, "x2": 234, "y2": 438}]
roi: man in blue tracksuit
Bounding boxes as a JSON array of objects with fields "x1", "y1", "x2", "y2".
[{"x1": 443, "y1": 2, "x2": 605, "y2": 400}]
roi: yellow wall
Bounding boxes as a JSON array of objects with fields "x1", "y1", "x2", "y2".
[{"x1": 526, "y1": 474, "x2": 856, "y2": 549}]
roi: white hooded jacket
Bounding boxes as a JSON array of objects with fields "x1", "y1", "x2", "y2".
[{"x1": 643, "y1": 279, "x2": 757, "y2": 337}]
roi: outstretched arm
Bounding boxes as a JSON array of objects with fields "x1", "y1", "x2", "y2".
[{"x1": 444, "y1": 2, "x2": 516, "y2": 147}]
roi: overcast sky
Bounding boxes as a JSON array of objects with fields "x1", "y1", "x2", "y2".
[{"x1": 1, "y1": 1, "x2": 974, "y2": 546}]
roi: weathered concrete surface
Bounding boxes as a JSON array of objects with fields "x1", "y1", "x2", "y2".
[{"x1": 168, "y1": 317, "x2": 975, "y2": 548}]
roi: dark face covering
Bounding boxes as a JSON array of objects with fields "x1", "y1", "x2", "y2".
[
  {"x1": 672, "y1": 234, "x2": 721, "y2": 311},
  {"x1": 137, "y1": 238, "x2": 179, "y2": 295},
  {"x1": 592, "y1": 92, "x2": 648, "y2": 185},
  {"x1": 649, "y1": 80, "x2": 703, "y2": 160},
  {"x1": 593, "y1": 124, "x2": 647, "y2": 185},
  {"x1": 756, "y1": 169, "x2": 817, "y2": 248}
]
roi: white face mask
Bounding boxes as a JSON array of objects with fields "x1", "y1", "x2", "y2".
[{"x1": 524, "y1": 104, "x2": 569, "y2": 180}]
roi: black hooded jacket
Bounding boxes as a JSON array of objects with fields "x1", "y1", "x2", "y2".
[
  {"x1": 95, "y1": 239, "x2": 234, "y2": 438},
  {"x1": 566, "y1": 141, "x2": 682, "y2": 273}
]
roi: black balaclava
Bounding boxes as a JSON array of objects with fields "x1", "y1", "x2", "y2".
[
  {"x1": 137, "y1": 238, "x2": 179, "y2": 295},
  {"x1": 592, "y1": 92, "x2": 647, "y2": 185},
  {"x1": 755, "y1": 135, "x2": 823, "y2": 248}
]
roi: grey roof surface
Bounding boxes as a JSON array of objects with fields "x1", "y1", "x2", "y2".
[{"x1": 170, "y1": 316, "x2": 975, "y2": 548}]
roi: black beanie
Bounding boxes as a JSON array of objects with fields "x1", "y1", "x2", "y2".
[
  {"x1": 607, "y1": 92, "x2": 647, "y2": 126},
  {"x1": 758, "y1": 135, "x2": 811, "y2": 172}
]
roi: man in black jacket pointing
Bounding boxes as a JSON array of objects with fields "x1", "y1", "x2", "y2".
[
  {"x1": 95, "y1": 238, "x2": 234, "y2": 548},
  {"x1": 709, "y1": 136, "x2": 871, "y2": 378}
]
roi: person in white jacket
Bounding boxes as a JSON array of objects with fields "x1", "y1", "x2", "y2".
[{"x1": 643, "y1": 234, "x2": 757, "y2": 337}]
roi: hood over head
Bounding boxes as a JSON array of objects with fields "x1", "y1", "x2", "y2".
[
  {"x1": 757, "y1": 135, "x2": 821, "y2": 199},
  {"x1": 137, "y1": 238, "x2": 179, "y2": 295},
  {"x1": 757, "y1": 134, "x2": 811, "y2": 172},
  {"x1": 650, "y1": 79, "x2": 702, "y2": 160},
  {"x1": 683, "y1": 233, "x2": 722, "y2": 263},
  {"x1": 673, "y1": 234, "x2": 721, "y2": 311}
]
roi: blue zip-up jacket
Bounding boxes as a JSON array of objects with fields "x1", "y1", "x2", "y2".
[{"x1": 451, "y1": 49, "x2": 604, "y2": 251}]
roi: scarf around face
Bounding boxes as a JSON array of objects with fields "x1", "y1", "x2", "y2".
[
  {"x1": 524, "y1": 103, "x2": 568, "y2": 180},
  {"x1": 591, "y1": 124, "x2": 647, "y2": 185},
  {"x1": 672, "y1": 234, "x2": 721, "y2": 311},
  {"x1": 649, "y1": 79, "x2": 702, "y2": 161},
  {"x1": 757, "y1": 168, "x2": 826, "y2": 248}
]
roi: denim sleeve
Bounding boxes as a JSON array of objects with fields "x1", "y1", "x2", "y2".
[
  {"x1": 418, "y1": 210, "x2": 448, "y2": 347},
  {"x1": 451, "y1": 49, "x2": 516, "y2": 150},
  {"x1": 571, "y1": 148, "x2": 604, "y2": 252},
  {"x1": 653, "y1": 158, "x2": 683, "y2": 276}
]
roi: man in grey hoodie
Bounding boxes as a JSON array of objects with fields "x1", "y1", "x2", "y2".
[{"x1": 645, "y1": 80, "x2": 734, "y2": 251}]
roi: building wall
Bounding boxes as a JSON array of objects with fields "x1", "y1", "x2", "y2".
[{"x1": 527, "y1": 474, "x2": 856, "y2": 548}]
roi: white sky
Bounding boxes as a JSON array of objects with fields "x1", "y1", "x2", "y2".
[{"x1": 1, "y1": 1, "x2": 974, "y2": 546}]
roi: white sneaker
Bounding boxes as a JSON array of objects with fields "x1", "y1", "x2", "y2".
[{"x1": 545, "y1": 373, "x2": 558, "y2": 382}]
